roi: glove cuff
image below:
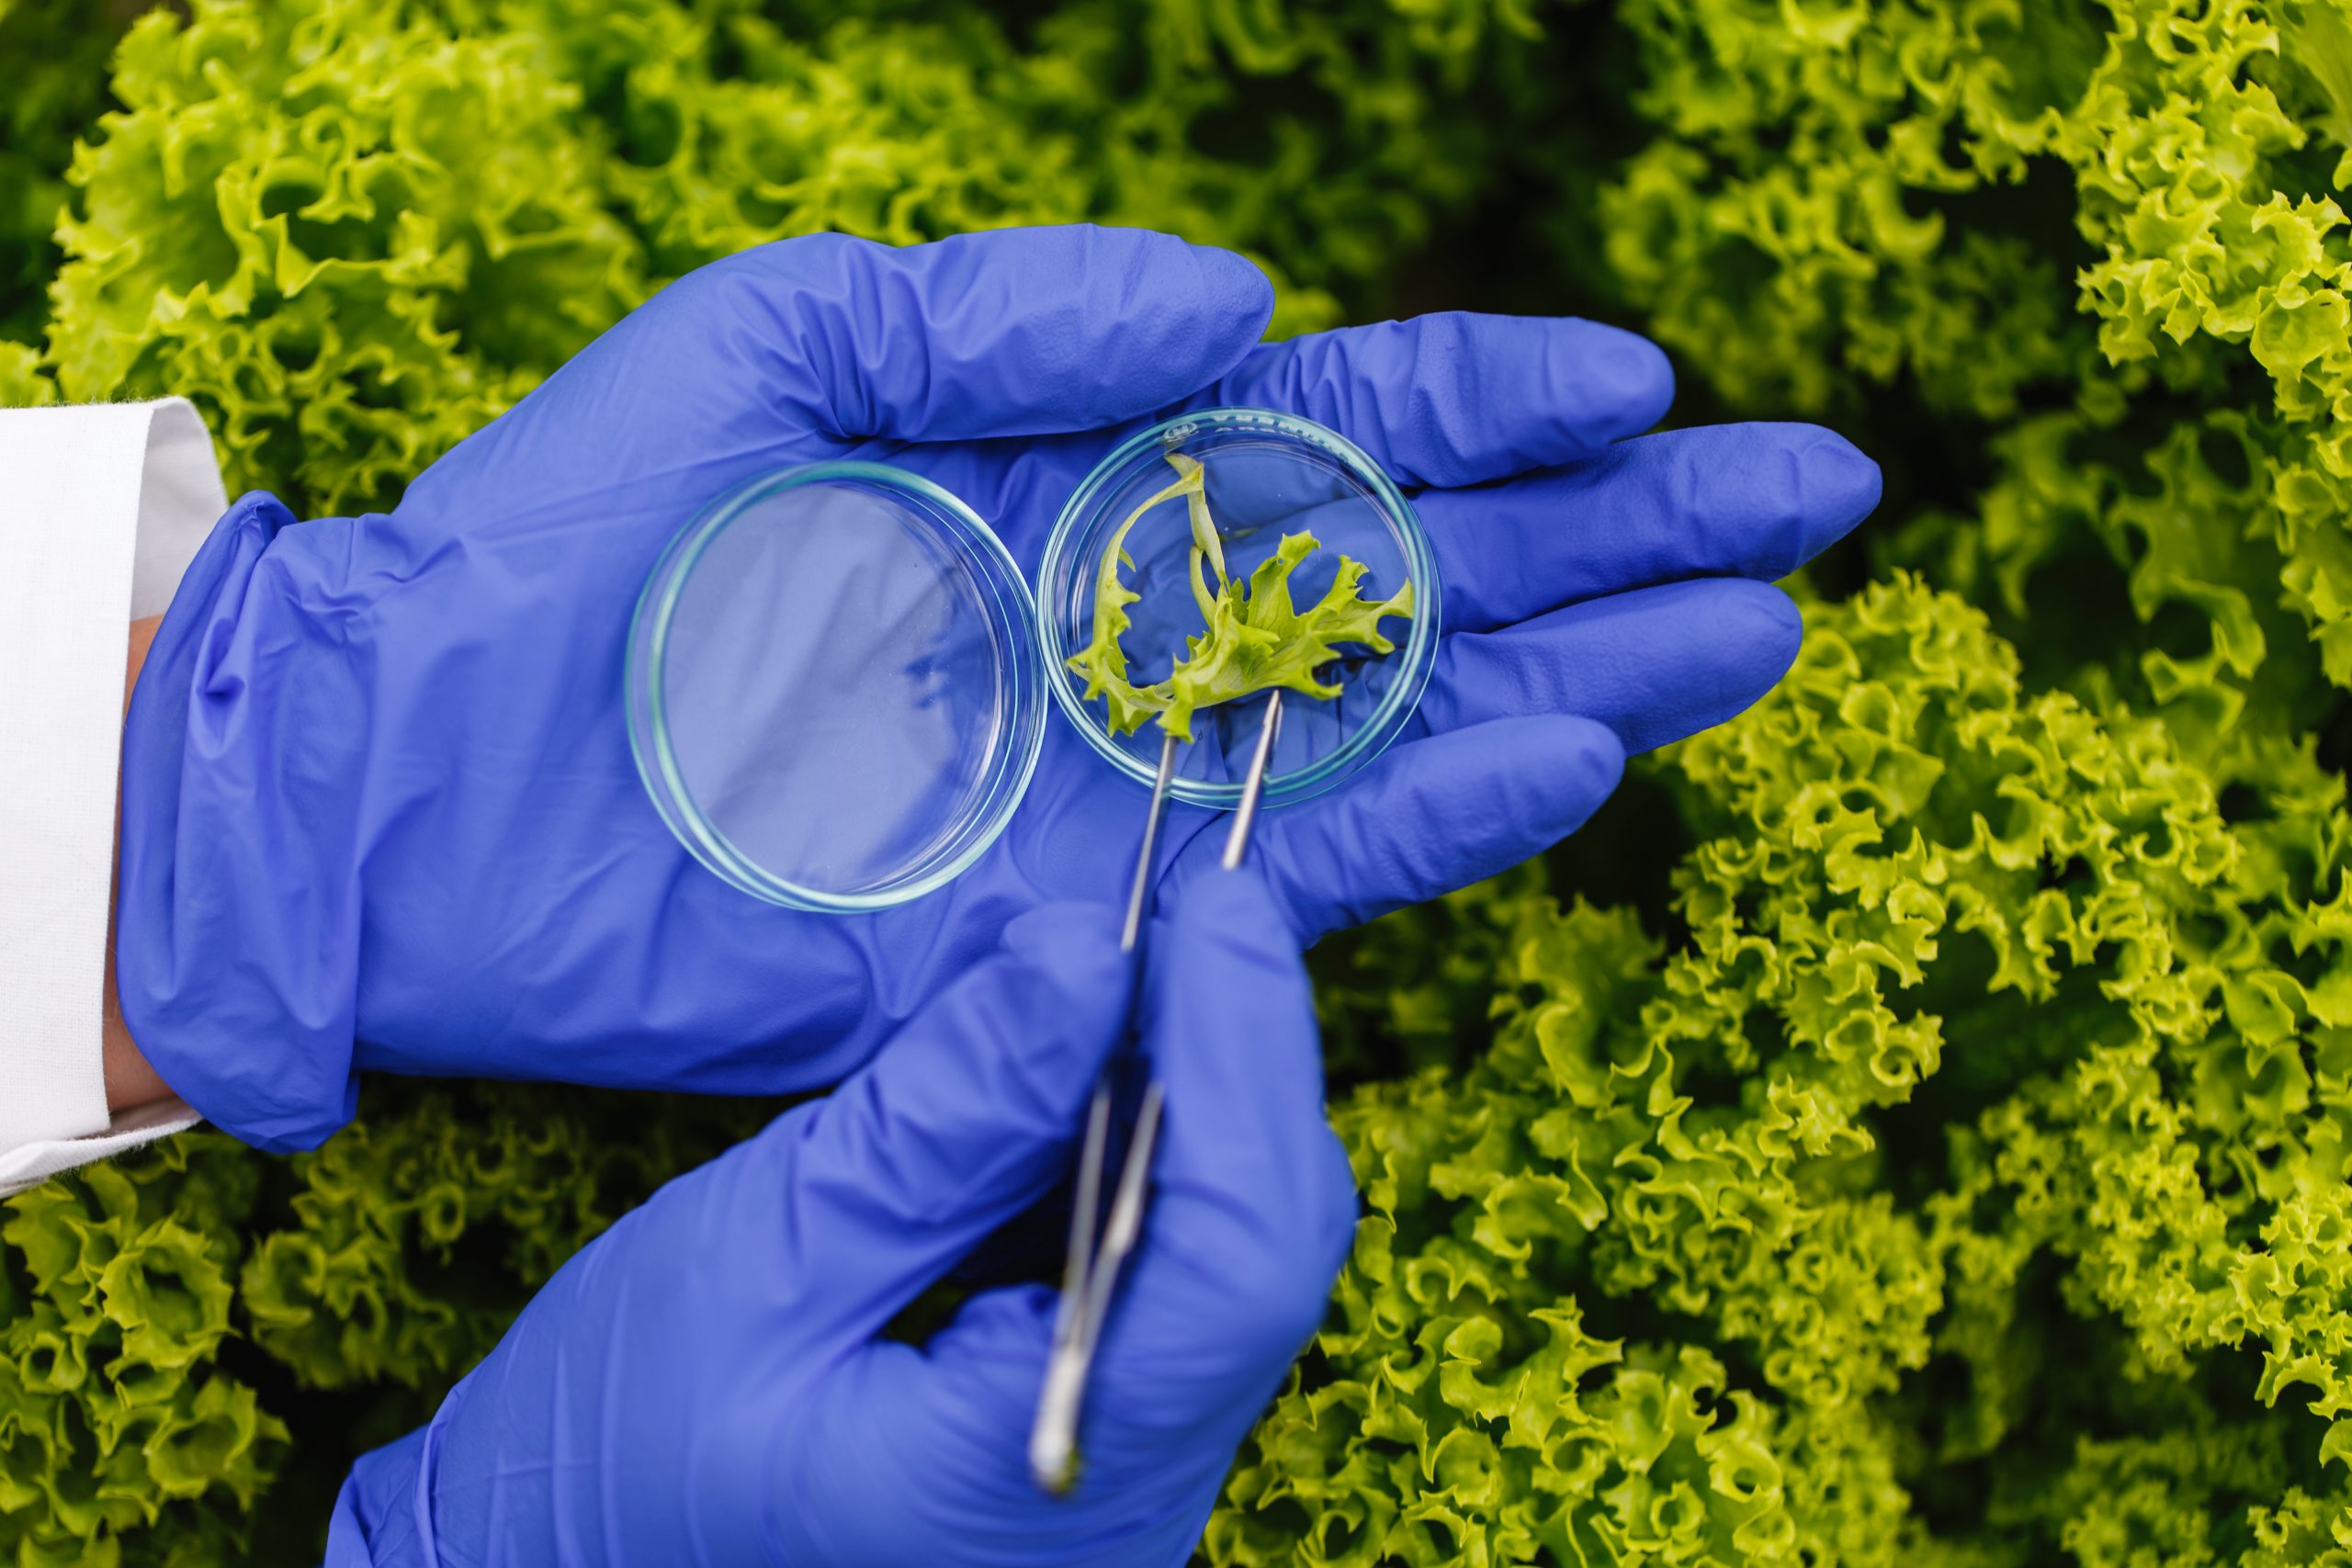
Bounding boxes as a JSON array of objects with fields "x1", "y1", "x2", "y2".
[{"x1": 116, "y1": 491, "x2": 362, "y2": 1153}]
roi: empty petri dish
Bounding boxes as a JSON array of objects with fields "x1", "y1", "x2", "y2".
[
  {"x1": 1036, "y1": 408, "x2": 1440, "y2": 808},
  {"x1": 625, "y1": 462, "x2": 1046, "y2": 911}
]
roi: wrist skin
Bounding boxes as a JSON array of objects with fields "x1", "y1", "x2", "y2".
[{"x1": 104, "y1": 615, "x2": 172, "y2": 1112}]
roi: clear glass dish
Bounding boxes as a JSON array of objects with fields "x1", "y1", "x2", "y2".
[
  {"x1": 626, "y1": 462, "x2": 1046, "y2": 912},
  {"x1": 1035, "y1": 407, "x2": 1440, "y2": 808},
  {"x1": 626, "y1": 410, "x2": 1437, "y2": 910}
]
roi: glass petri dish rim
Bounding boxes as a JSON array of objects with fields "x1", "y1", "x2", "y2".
[
  {"x1": 1036, "y1": 406, "x2": 1442, "y2": 809},
  {"x1": 625, "y1": 458, "x2": 1048, "y2": 913}
]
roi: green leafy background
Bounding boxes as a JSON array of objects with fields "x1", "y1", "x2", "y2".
[{"x1": 6, "y1": 0, "x2": 2352, "y2": 1562}]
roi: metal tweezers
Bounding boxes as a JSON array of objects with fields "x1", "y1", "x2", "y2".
[{"x1": 1027, "y1": 689, "x2": 1285, "y2": 1495}]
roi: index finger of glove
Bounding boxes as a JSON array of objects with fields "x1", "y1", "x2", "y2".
[
  {"x1": 1197, "y1": 313, "x2": 1674, "y2": 489},
  {"x1": 1084, "y1": 871, "x2": 1357, "y2": 1463},
  {"x1": 670, "y1": 226, "x2": 1274, "y2": 446},
  {"x1": 1421, "y1": 422, "x2": 1882, "y2": 633}
]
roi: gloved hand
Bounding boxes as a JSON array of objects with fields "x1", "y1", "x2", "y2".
[
  {"x1": 322, "y1": 874, "x2": 1351, "y2": 1566},
  {"x1": 119, "y1": 225, "x2": 1882, "y2": 1151}
]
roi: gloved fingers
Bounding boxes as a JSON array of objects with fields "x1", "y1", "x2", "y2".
[
  {"x1": 1197, "y1": 313, "x2": 1674, "y2": 490},
  {"x1": 1078, "y1": 871, "x2": 1359, "y2": 1462},
  {"x1": 773, "y1": 1294, "x2": 1226, "y2": 1566},
  {"x1": 1420, "y1": 423, "x2": 1883, "y2": 634},
  {"x1": 1188, "y1": 715, "x2": 1627, "y2": 941},
  {"x1": 1414, "y1": 577, "x2": 1804, "y2": 756},
  {"x1": 770, "y1": 882, "x2": 1340, "y2": 1553},
  {"x1": 753, "y1": 900, "x2": 1135, "y2": 1339},
  {"x1": 684, "y1": 226, "x2": 1274, "y2": 445}
]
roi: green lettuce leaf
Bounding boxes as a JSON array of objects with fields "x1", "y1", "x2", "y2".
[{"x1": 1064, "y1": 452, "x2": 1416, "y2": 741}]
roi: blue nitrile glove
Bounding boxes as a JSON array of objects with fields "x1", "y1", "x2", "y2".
[
  {"x1": 119, "y1": 225, "x2": 1883, "y2": 1152},
  {"x1": 322, "y1": 874, "x2": 1351, "y2": 1566}
]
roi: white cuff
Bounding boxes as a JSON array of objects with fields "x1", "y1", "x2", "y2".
[
  {"x1": 0, "y1": 398, "x2": 225, "y2": 1199},
  {"x1": 0, "y1": 1100, "x2": 202, "y2": 1199}
]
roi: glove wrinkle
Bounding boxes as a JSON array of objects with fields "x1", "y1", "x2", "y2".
[{"x1": 119, "y1": 491, "x2": 366, "y2": 1151}]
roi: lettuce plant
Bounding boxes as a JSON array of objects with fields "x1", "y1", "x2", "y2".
[
  {"x1": 1206, "y1": 572, "x2": 2352, "y2": 1565},
  {"x1": 1592, "y1": 0, "x2": 2352, "y2": 745}
]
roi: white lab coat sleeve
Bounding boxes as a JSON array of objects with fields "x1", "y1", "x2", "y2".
[{"x1": 0, "y1": 399, "x2": 227, "y2": 1200}]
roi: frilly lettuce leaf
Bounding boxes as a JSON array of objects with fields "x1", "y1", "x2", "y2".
[
  {"x1": 1064, "y1": 452, "x2": 1416, "y2": 741},
  {"x1": 1213, "y1": 575, "x2": 2352, "y2": 1567}
]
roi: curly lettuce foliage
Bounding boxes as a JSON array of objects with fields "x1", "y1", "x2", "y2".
[
  {"x1": 1593, "y1": 0, "x2": 2100, "y2": 423},
  {"x1": 1066, "y1": 454, "x2": 1416, "y2": 740},
  {"x1": 1592, "y1": 0, "x2": 2352, "y2": 743},
  {"x1": 2, "y1": 1145, "x2": 280, "y2": 1567},
  {"x1": 0, "y1": 0, "x2": 122, "y2": 350},
  {"x1": 0, "y1": 1084, "x2": 764, "y2": 1564},
  {"x1": 42, "y1": 0, "x2": 642, "y2": 515},
  {"x1": 1208, "y1": 577, "x2": 2352, "y2": 1565},
  {"x1": 17, "y1": 0, "x2": 1548, "y2": 514},
  {"x1": 0, "y1": 0, "x2": 111, "y2": 412}
]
